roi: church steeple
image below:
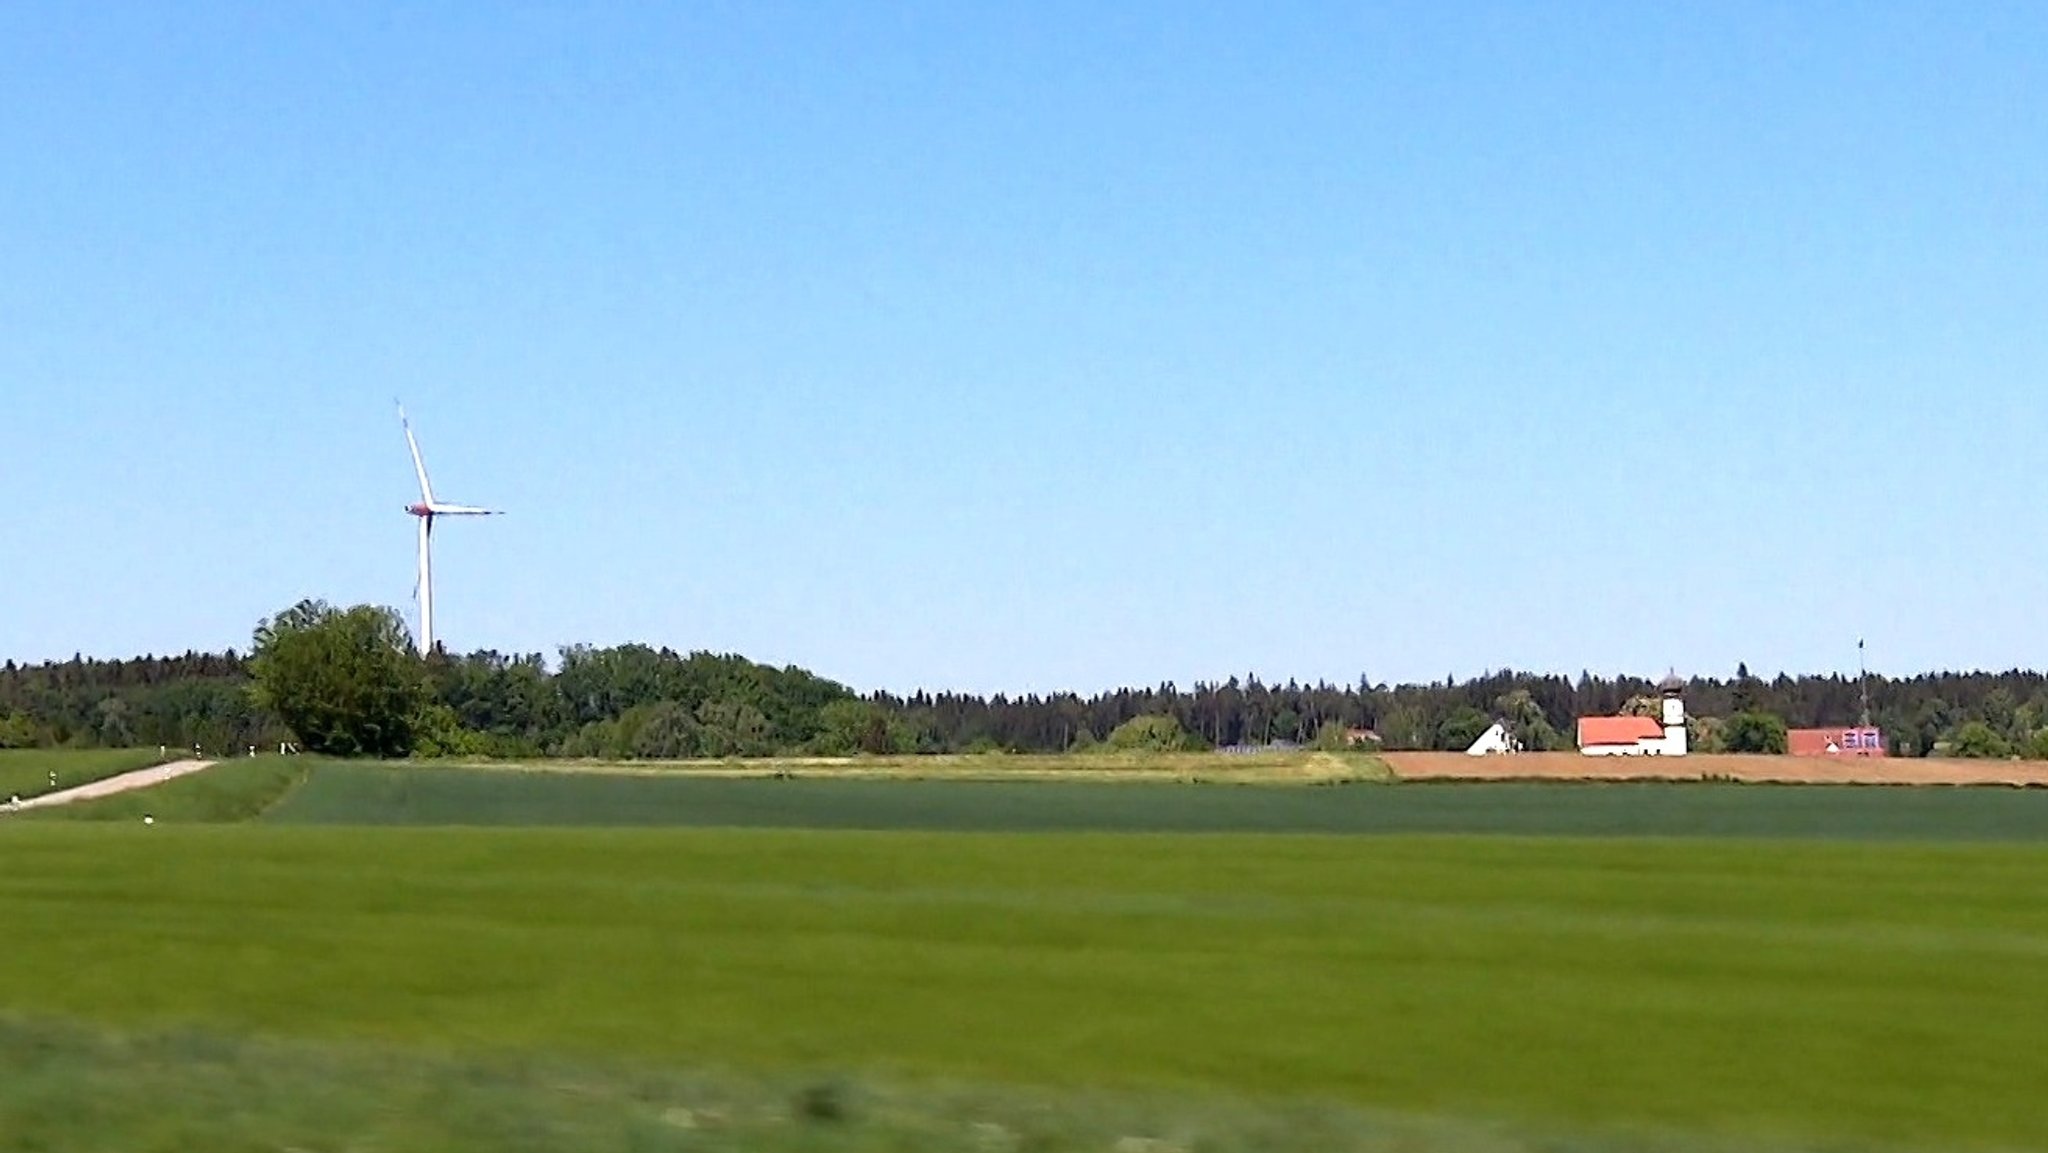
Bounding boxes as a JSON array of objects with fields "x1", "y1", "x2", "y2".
[{"x1": 1657, "y1": 670, "x2": 1688, "y2": 756}]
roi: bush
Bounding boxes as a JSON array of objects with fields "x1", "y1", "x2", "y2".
[
  {"x1": 1950, "y1": 721, "x2": 2012, "y2": 759},
  {"x1": 1721, "y1": 711, "x2": 1788, "y2": 755},
  {"x1": 1435, "y1": 707, "x2": 1491, "y2": 752},
  {"x1": 1106, "y1": 715, "x2": 1199, "y2": 753}
]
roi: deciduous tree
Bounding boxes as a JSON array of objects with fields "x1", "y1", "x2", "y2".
[
  {"x1": 1720, "y1": 711, "x2": 1788, "y2": 755},
  {"x1": 1106, "y1": 714, "x2": 1196, "y2": 752},
  {"x1": 1949, "y1": 720, "x2": 2011, "y2": 759},
  {"x1": 249, "y1": 600, "x2": 428, "y2": 757}
]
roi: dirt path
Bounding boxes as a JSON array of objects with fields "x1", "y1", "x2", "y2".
[
  {"x1": 1385, "y1": 751, "x2": 2048, "y2": 786},
  {"x1": 5, "y1": 759, "x2": 218, "y2": 812}
]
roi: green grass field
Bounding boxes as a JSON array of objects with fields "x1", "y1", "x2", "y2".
[
  {"x1": 8, "y1": 760, "x2": 2048, "y2": 1150},
  {"x1": 0, "y1": 747, "x2": 164, "y2": 801},
  {"x1": 6, "y1": 1012, "x2": 1582, "y2": 1153},
  {"x1": 4, "y1": 817, "x2": 2048, "y2": 1150},
  {"x1": 258, "y1": 760, "x2": 2048, "y2": 839}
]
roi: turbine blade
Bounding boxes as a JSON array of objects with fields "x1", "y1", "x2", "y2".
[
  {"x1": 398, "y1": 401, "x2": 436, "y2": 503},
  {"x1": 425, "y1": 502, "x2": 500, "y2": 516}
]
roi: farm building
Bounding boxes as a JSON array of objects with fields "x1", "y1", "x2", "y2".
[
  {"x1": 1577, "y1": 674, "x2": 1688, "y2": 756},
  {"x1": 1787, "y1": 727, "x2": 1887, "y2": 757},
  {"x1": 1465, "y1": 721, "x2": 1519, "y2": 756},
  {"x1": 1576, "y1": 715, "x2": 1666, "y2": 755}
]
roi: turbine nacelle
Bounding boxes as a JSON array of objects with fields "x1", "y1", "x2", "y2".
[{"x1": 406, "y1": 501, "x2": 497, "y2": 518}]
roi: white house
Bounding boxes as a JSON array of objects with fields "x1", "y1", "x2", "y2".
[
  {"x1": 1577, "y1": 674, "x2": 1688, "y2": 756},
  {"x1": 1465, "y1": 721, "x2": 1519, "y2": 756}
]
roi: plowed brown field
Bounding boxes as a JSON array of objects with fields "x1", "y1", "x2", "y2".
[{"x1": 1384, "y1": 751, "x2": 2048, "y2": 786}]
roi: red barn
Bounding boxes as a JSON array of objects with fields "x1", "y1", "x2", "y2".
[{"x1": 1787, "y1": 726, "x2": 1886, "y2": 757}]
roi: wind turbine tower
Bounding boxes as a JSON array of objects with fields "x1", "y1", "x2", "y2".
[{"x1": 398, "y1": 404, "x2": 501, "y2": 655}]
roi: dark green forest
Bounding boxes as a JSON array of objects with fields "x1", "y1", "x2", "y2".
[{"x1": 3, "y1": 603, "x2": 2046, "y2": 759}]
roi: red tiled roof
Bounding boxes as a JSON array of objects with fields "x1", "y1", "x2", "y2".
[
  {"x1": 1577, "y1": 715, "x2": 1664, "y2": 747},
  {"x1": 1788, "y1": 728, "x2": 1887, "y2": 757},
  {"x1": 1787, "y1": 730, "x2": 1832, "y2": 756}
]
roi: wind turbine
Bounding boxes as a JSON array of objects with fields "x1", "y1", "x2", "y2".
[{"x1": 398, "y1": 403, "x2": 500, "y2": 655}]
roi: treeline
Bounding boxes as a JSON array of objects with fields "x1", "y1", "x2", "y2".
[
  {"x1": 0, "y1": 651, "x2": 281, "y2": 753},
  {"x1": 867, "y1": 664, "x2": 2048, "y2": 758},
  {"x1": 434, "y1": 645, "x2": 866, "y2": 758},
  {"x1": 7, "y1": 626, "x2": 2048, "y2": 759}
]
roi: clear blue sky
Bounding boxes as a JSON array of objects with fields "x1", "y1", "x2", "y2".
[{"x1": 3, "y1": 2, "x2": 2044, "y2": 693}]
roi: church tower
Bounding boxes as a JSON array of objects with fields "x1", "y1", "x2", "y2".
[{"x1": 1657, "y1": 672, "x2": 1688, "y2": 756}]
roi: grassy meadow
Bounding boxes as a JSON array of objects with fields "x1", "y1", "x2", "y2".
[
  {"x1": 4, "y1": 1012, "x2": 1662, "y2": 1153},
  {"x1": 257, "y1": 760, "x2": 2048, "y2": 839},
  {"x1": 7, "y1": 756, "x2": 2048, "y2": 1150},
  {"x1": 6, "y1": 816, "x2": 2048, "y2": 1149},
  {"x1": 0, "y1": 747, "x2": 164, "y2": 801}
]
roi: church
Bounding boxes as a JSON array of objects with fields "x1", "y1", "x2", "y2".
[{"x1": 1576, "y1": 674, "x2": 1688, "y2": 756}]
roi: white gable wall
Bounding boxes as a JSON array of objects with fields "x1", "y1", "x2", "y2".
[{"x1": 1465, "y1": 722, "x2": 1515, "y2": 756}]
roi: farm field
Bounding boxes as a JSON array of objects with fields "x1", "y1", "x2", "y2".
[
  {"x1": 0, "y1": 747, "x2": 165, "y2": 801},
  {"x1": 1387, "y1": 750, "x2": 2048, "y2": 786},
  {"x1": 2, "y1": 822, "x2": 2046, "y2": 1151},
  {"x1": 14, "y1": 760, "x2": 2048, "y2": 1149},
  {"x1": 253, "y1": 760, "x2": 2048, "y2": 839},
  {"x1": 451, "y1": 748, "x2": 1395, "y2": 783}
]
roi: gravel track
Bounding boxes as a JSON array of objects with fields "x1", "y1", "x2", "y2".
[{"x1": 5, "y1": 759, "x2": 218, "y2": 811}]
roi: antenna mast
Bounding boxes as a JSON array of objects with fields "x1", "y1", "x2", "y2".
[{"x1": 1857, "y1": 638, "x2": 1870, "y2": 728}]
